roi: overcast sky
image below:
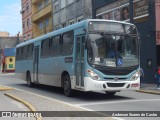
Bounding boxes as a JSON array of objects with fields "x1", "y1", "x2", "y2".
[{"x1": 0, "y1": 0, "x2": 22, "y2": 36}]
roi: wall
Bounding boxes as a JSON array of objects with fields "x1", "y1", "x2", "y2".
[
  {"x1": 0, "y1": 32, "x2": 9, "y2": 37},
  {"x1": 0, "y1": 37, "x2": 18, "y2": 49},
  {"x1": 4, "y1": 56, "x2": 15, "y2": 72},
  {"x1": 156, "y1": 0, "x2": 160, "y2": 66},
  {"x1": 52, "y1": 0, "x2": 92, "y2": 30}
]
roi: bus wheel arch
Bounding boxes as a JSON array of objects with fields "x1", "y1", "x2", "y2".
[
  {"x1": 61, "y1": 71, "x2": 74, "y2": 97},
  {"x1": 26, "y1": 71, "x2": 33, "y2": 87}
]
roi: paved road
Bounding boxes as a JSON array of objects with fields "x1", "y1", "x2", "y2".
[{"x1": 0, "y1": 73, "x2": 160, "y2": 120}]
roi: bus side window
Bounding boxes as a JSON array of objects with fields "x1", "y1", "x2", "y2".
[
  {"x1": 61, "y1": 31, "x2": 74, "y2": 56},
  {"x1": 16, "y1": 48, "x2": 19, "y2": 61},
  {"x1": 51, "y1": 35, "x2": 60, "y2": 57},
  {"x1": 23, "y1": 45, "x2": 28, "y2": 59},
  {"x1": 28, "y1": 44, "x2": 33, "y2": 59},
  {"x1": 21, "y1": 47, "x2": 24, "y2": 60},
  {"x1": 41, "y1": 38, "x2": 50, "y2": 58}
]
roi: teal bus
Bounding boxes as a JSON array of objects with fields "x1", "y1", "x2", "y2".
[{"x1": 15, "y1": 19, "x2": 140, "y2": 96}]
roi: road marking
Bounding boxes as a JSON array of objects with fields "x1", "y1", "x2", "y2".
[{"x1": 75, "y1": 99, "x2": 160, "y2": 106}]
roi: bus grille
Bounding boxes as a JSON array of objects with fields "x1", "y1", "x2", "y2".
[
  {"x1": 107, "y1": 83, "x2": 125, "y2": 87},
  {"x1": 99, "y1": 69, "x2": 133, "y2": 75}
]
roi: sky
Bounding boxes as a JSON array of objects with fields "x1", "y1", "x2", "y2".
[{"x1": 0, "y1": 0, "x2": 22, "y2": 36}]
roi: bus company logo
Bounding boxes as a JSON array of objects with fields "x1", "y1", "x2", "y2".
[{"x1": 114, "y1": 77, "x2": 119, "y2": 81}]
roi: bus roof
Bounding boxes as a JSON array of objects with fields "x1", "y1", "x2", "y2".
[{"x1": 16, "y1": 19, "x2": 135, "y2": 48}]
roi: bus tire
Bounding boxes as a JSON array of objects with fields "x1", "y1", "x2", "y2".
[
  {"x1": 63, "y1": 74, "x2": 74, "y2": 97},
  {"x1": 105, "y1": 91, "x2": 116, "y2": 96},
  {"x1": 27, "y1": 72, "x2": 33, "y2": 87}
]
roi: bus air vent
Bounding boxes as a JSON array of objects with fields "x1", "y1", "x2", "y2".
[{"x1": 107, "y1": 83, "x2": 125, "y2": 87}]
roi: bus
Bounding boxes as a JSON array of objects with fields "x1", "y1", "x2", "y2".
[{"x1": 15, "y1": 19, "x2": 140, "y2": 96}]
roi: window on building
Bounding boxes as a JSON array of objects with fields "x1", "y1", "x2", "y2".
[
  {"x1": 44, "y1": 0, "x2": 49, "y2": 6},
  {"x1": 54, "y1": 0, "x2": 59, "y2": 12},
  {"x1": 51, "y1": 35, "x2": 60, "y2": 56},
  {"x1": 69, "y1": 19, "x2": 75, "y2": 25},
  {"x1": 28, "y1": 34, "x2": 30, "y2": 40},
  {"x1": 55, "y1": 25, "x2": 59, "y2": 30},
  {"x1": 68, "y1": 0, "x2": 74, "y2": 5},
  {"x1": 38, "y1": 2, "x2": 43, "y2": 11},
  {"x1": 77, "y1": 16, "x2": 83, "y2": 22},
  {"x1": 41, "y1": 38, "x2": 50, "y2": 57},
  {"x1": 27, "y1": 18, "x2": 30, "y2": 27},
  {"x1": 22, "y1": 6, "x2": 25, "y2": 14},
  {"x1": 23, "y1": 21, "x2": 25, "y2": 29},
  {"x1": 38, "y1": 21, "x2": 44, "y2": 29},
  {"x1": 61, "y1": 0, "x2": 66, "y2": 9},
  {"x1": 61, "y1": 31, "x2": 74, "y2": 56},
  {"x1": 45, "y1": 18, "x2": 49, "y2": 27},
  {"x1": 26, "y1": 3, "x2": 29, "y2": 13},
  {"x1": 61, "y1": 22, "x2": 66, "y2": 28},
  {"x1": 23, "y1": 36, "x2": 26, "y2": 41}
]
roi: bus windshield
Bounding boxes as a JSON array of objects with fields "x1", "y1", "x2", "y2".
[{"x1": 87, "y1": 33, "x2": 139, "y2": 67}]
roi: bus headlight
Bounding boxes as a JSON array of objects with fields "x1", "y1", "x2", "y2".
[
  {"x1": 86, "y1": 69, "x2": 100, "y2": 80},
  {"x1": 131, "y1": 71, "x2": 140, "y2": 80}
]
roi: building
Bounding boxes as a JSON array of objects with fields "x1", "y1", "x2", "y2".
[
  {"x1": 52, "y1": 0, "x2": 92, "y2": 30},
  {"x1": 156, "y1": 0, "x2": 160, "y2": 66},
  {"x1": 0, "y1": 37, "x2": 19, "y2": 73},
  {"x1": 0, "y1": 32, "x2": 9, "y2": 37},
  {"x1": 21, "y1": 0, "x2": 32, "y2": 41},
  {"x1": 92, "y1": 0, "x2": 157, "y2": 84},
  {"x1": 2, "y1": 48, "x2": 16, "y2": 73},
  {"x1": 32, "y1": 0, "x2": 53, "y2": 38}
]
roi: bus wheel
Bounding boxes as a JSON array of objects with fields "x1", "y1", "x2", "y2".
[
  {"x1": 63, "y1": 75, "x2": 74, "y2": 97},
  {"x1": 105, "y1": 91, "x2": 116, "y2": 96},
  {"x1": 27, "y1": 73, "x2": 33, "y2": 87}
]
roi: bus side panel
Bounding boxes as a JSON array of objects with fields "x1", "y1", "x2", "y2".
[
  {"x1": 15, "y1": 61, "x2": 23, "y2": 80},
  {"x1": 38, "y1": 57, "x2": 61, "y2": 87}
]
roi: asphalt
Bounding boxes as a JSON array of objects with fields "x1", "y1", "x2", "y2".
[
  {"x1": 0, "y1": 81, "x2": 160, "y2": 120},
  {"x1": 0, "y1": 85, "x2": 112, "y2": 120}
]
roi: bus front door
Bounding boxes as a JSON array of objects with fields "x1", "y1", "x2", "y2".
[
  {"x1": 33, "y1": 46, "x2": 39, "y2": 83},
  {"x1": 76, "y1": 35, "x2": 85, "y2": 88}
]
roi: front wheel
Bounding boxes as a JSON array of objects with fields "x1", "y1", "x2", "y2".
[
  {"x1": 63, "y1": 75, "x2": 74, "y2": 97},
  {"x1": 105, "y1": 91, "x2": 116, "y2": 96}
]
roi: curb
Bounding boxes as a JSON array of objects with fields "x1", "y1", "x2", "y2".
[
  {"x1": 4, "y1": 93, "x2": 42, "y2": 120},
  {"x1": 136, "y1": 90, "x2": 160, "y2": 95},
  {"x1": 0, "y1": 86, "x2": 14, "y2": 91}
]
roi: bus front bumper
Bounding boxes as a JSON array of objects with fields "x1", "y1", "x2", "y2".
[{"x1": 84, "y1": 77, "x2": 140, "y2": 92}]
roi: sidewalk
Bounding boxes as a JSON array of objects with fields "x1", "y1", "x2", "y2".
[
  {"x1": 136, "y1": 83, "x2": 160, "y2": 95},
  {"x1": 0, "y1": 85, "x2": 112, "y2": 120}
]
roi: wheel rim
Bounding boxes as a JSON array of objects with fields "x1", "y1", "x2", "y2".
[
  {"x1": 64, "y1": 81, "x2": 69, "y2": 93},
  {"x1": 27, "y1": 74, "x2": 31, "y2": 86},
  {"x1": 63, "y1": 75, "x2": 71, "y2": 96}
]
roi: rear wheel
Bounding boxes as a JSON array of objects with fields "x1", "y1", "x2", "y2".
[
  {"x1": 63, "y1": 74, "x2": 74, "y2": 97},
  {"x1": 105, "y1": 91, "x2": 116, "y2": 96},
  {"x1": 27, "y1": 73, "x2": 33, "y2": 87}
]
